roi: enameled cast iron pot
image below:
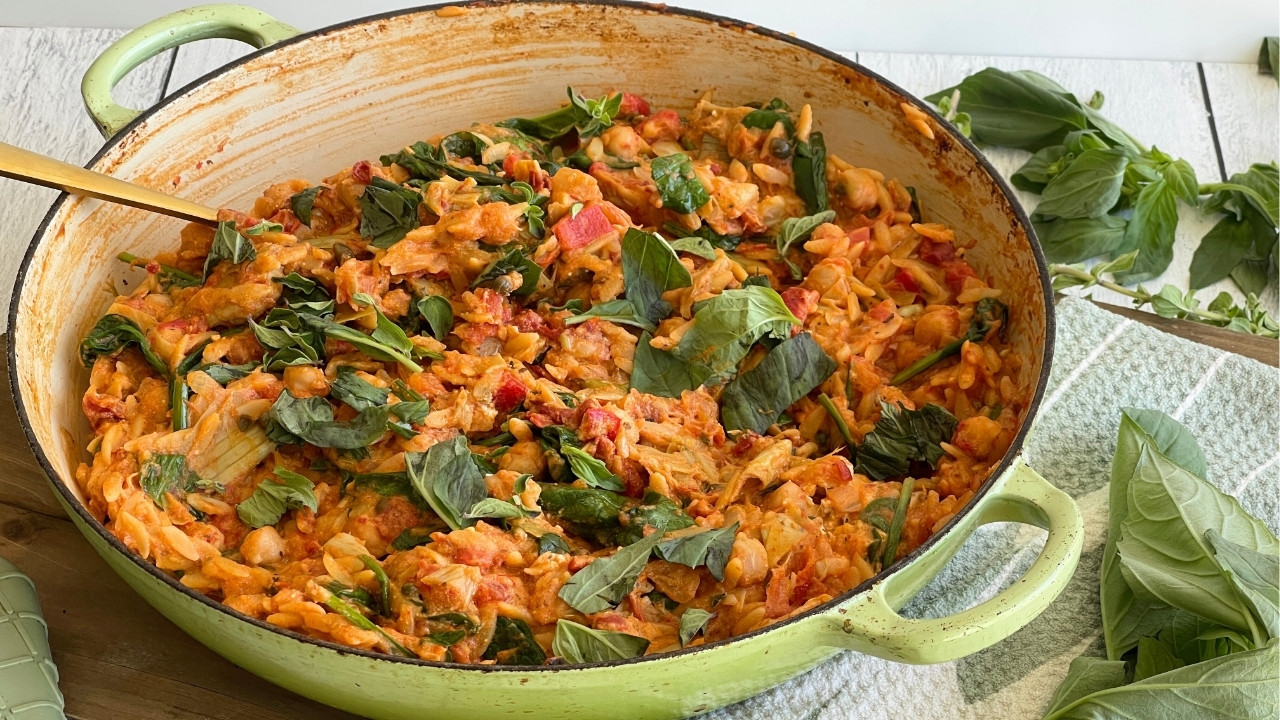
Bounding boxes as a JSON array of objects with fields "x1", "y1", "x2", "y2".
[{"x1": 10, "y1": 3, "x2": 1083, "y2": 718}]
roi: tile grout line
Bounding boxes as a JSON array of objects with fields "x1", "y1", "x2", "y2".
[
  {"x1": 1171, "y1": 351, "x2": 1229, "y2": 420},
  {"x1": 1195, "y1": 62, "x2": 1229, "y2": 183}
]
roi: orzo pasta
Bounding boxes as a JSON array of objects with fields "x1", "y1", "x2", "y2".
[{"x1": 77, "y1": 88, "x2": 1024, "y2": 665}]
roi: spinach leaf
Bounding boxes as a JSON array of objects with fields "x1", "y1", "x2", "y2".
[
  {"x1": 116, "y1": 251, "x2": 202, "y2": 289},
  {"x1": 327, "y1": 581, "x2": 375, "y2": 610},
  {"x1": 416, "y1": 295, "x2": 454, "y2": 341},
  {"x1": 359, "y1": 177, "x2": 422, "y2": 249},
  {"x1": 203, "y1": 221, "x2": 258, "y2": 281},
  {"x1": 563, "y1": 298, "x2": 657, "y2": 333},
  {"x1": 792, "y1": 131, "x2": 829, "y2": 214},
  {"x1": 666, "y1": 236, "x2": 717, "y2": 260},
  {"x1": 539, "y1": 486, "x2": 626, "y2": 536},
  {"x1": 323, "y1": 594, "x2": 412, "y2": 657},
  {"x1": 538, "y1": 532, "x2": 572, "y2": 556},
  {"x1": 236, "y1": 468, "x2": 319, "y2": 528},
  {"x1": 774, "y1": 210, "x2": 836, "y2": 280},
  {"x1": 1116, "y1": 179, "x2": 1179, "y2": 283},
  {"x1": 1034, "y1": 148, "x2": 1129, "y2": 219},
  {"x1": 741, "y1": 98, "x2": 794, "y2": 134},
  {"x1": 351, "y1": 472, "x2": 414, "y2": 498},
  {"x1": 650, "y1": 154, "x2": 710, "y2": 215},
  {"x1": 301, "y1": 314, "x2": 422, "y2": 373},
  {"x1": 472, "y1": 245, "x2": 541, "y2": 296},
  {"x1": 381, "y1": 140, "x2": 504, "y2": 186},
  {"x1": 1040, "y1": 656, "x2": 1127, "y2": 717},
  {"x1": 552, "y1": 620, "x2": 649, "y2": 663},
  {"x1": 359, "y1": 555, "x2": 393, "y2": 617},
  {"x1": 330, "y1": 366, "x2": 390, "y2": 411},
  {"x1": 79, "y1": 314, "x2": 168, "y2": 376},
  {"x1": 621, "y1": 228, "x2": 692, "y2": 324},
  {"x1": 672, "y1": 286, "x2": 799, "y2": 381},
  {"x1": 662, "y1": 221, "x2": 742, "y2": 252},
  {"x1": 439, "y1": 131, "x2": 488, "y2": 163},
  {"x1": 678, "y1": 609, "x2": 714, "y2": 646},
  {"x1": 266, "y1": 390, "x2": 389, "y2": 449},
  {"x1": 391, "y1": 527, "x2": 436, "y2": 551},
  {"x1": 1206, "y1": 530, "x2": 1279, "y2": 641},
  {"x1": 617, "y1": 491, "x2": 694, "y2": 547},
  {"x1": 405, "y1": 436, "x2": 488, "y2": 531},
  {"x1": 655, "y1": 523, "x2": 738, "y2": 581},
  {"x1": 139, "y1": 454, "x2": 209, "y2": 508},
  {"x1": 1041, "y1": 643, "x2": 1277, "y2": 720},
  {"x1": 482, "y1": 617, "x2": 546, "y2": 665},
  {"x1": 558, "y1": 531, "x2": 663, "y2": 614},
  {"x1": 496, "y1": 87, "x2": 620, "y2": 141},
  {"x1": 198, "y1": 363, "x2": 257, "y2": 385},
  {"x1": 629, "y1": 332, "x2": 714, "y2": 398},
  {"x1": 720, "y1": 332, "x2": 835, "y2": 433},
  {"x1": 1117, "y1": 445, "x2": 1278, "y2": 638},
  {"x1": 925, "y1": 68, "x2": 1091, "y2": 151},
  {"x1": 854, "y1": 402, "x2": 958, "y2": 481},
  {"x1": 290, "y1": 186, "x2": 323, "y2": 226},
  {"x1": 561, "y1": 445, "x2": 625, "y2": 492},
  {"x1": 1034, "y1": 215, "x2": 1129, "y2": 264},
  {"x1": 1101, "y1": 409, "x2": 1208, "y2": 659},
  {"x1": 891, "y1": 298, "x2": 1008, "y2": 384}
]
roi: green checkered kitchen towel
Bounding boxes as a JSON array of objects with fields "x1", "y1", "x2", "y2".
[{"x1": 709, "y1": 297, "x2": 1279, "y2": 720}]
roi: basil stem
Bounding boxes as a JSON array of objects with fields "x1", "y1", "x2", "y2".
[
  {"x1": 818, "y1": 393, "x2": 857, "y2": 449},
  {"x1": 879, "y1": 476, "x2": 915, "y2": 569}
]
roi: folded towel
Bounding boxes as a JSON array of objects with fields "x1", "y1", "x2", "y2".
[{"x1": 710, "y1": 297, "x2": 1279, "y2": 720}]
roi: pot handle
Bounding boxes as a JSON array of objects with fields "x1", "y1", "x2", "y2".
[
  {"x1": 81, "y1": 4, "x2": 300, "y2": 138},
  {"x1": 821, "y1": 459, "x2": 1082, "y2": 664}
]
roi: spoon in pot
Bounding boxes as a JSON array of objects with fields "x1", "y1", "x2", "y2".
[{"x1": 0, "y1": 141, "x2": 219, "y2": 226}]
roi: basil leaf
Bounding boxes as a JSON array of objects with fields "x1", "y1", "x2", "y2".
[
  {"x1": 720, "y1": 332, "x2": 835, "y2": 433},
  {"x1": 203, "y1": 221, "x2": 258, "y2": 281},
  {"x1": 792, "y1": 131, "x2": 829, "y2": 214},
  {"x1": 350, "y1": 293, "x2": 415, "y2": 356},
  {"x1": 557, "y1": 531, "x2": 663, "y2": 614},
  {"x1": 1034, "y1": 148, "x2": 1129, "y2": 219},
  {"x1": 1117, "y1": 445, "x2": 1279, "y2": 635},
  {"x1": 266, "y1": 390, "x2": 389, "y2": 449},
  {"x1": 1205, "y1": 530, "x2": 1279, "y2": 640},
  {"x1": 561, "y1": 445, "x2": 625, "y2": 492},
  {"x1": 1041, "y1": 656, "x2": 1128, "y2": 717},
  {"x1": 405, "y1": 436, "x2": 488, "y2": 531},
  {"x1": 79, "y1": 314, "x2": 168, "y2": 376},
  {"x1": 925, "y1": 68, "x2": 1090, "y2": 151},
  {"x1": 467, "y1": 498, "x2": 529, "y2": 520},
  {"x1": 629, "y1": 332, "x2": 714, "y2": 398},
  {"x1": 617, "y1": 491, "x2": 694, "y2": 547},
  {"x1": 197, "y1": 363, "x2": 257, "y2": 385},
  {"x1": 139, "y1": 454, "x2": 209, "y2": 508},
  {"x1": 290, "y1": 186, "x2": 323, "y2": 226},
  {"x1": 666, "y1": 236, "x2": 717, "y2": 260},
  {"x1": 678, "y1": 609, "x2": 714, "y2": 646},
  {"x1": 481, "y1": 617, "x2": 546, "y2": 665},
  {"x1": 1012, "y1": 145, "x2": 1068, "y2": 193},
  {"x1": 416, "y1": 295, "x2": 454, "y2": 341},
  {"x1": 352, "y1": 472, "x2": 414, "y2": 497},
  {"x1": 539, "y1": 486, "x2": 626, "y2": 537},
  {"x1": 1115, "y1": 179, "x2": 1178, "y2": 283},
  {"x1": 663, "y1": 221, "x2": 742, "y2": 252},
  {"x1": 381, "y1": 140, "x2": 504, "y2": 186},
  {"x1": 301, "y1": 314, "x2": 422, "y2": 373},
  {"x1": 1189, "y1": 214, "x2": 1257, "y2": 289},
  {"x1": 236, "y1": 468, "x2": 319, "y2": 528},
  {"x1": 621, "y1": 228, "x2": 692, "y2": 324},
  {"x1": 563, "y1": 299, "x2": 657, "y2": 333},
  {"x1": 774, "y1": 210, "x2": 836, "y2": 280},
  {"x1": 654, "y1": 523, "x2": 738, "y2": 581},
  {"x1": 359, "y1": 177, "x2": 422, "y2": 249},
  {"x1": 1133, "y1": 635, "x2": 1187, "y2": 682},
  {"x1": 538, "y1": 532, "x2": 571, "y2": 556},
  {"x1": 323, "y1": 594, "x2": 412, "y2": 657},
  {"x1": 472, "y1": 245, "x2": 541, "y2": 296},
  {"x1": 650, "y1": 154, "x2": 709, "y2": 215},
  {"x1": 1034, "y1": 214, "x2": 1129, "y2": 265},
  {"x1": 855, "y1": 402, "x2": 958, "y2": 481},
  {"x1": 672, "y1": 286, "x2": 799, "y2": 381},
  {"x1": 1041, "y1": 643, "x2": 1277, "y2": 720},
  {"x1": 1161, "y1": 157, "x2": 1200, "y2": 206},
  {"x1": 552, "y1": 620, "x2": 649, "y2": 663},
  {"x1": 741, "y1": 98, "x2": 794, "y2": 134},
  {"x1": 330, "y1": 366, "x2": 390, "y2": 411}
]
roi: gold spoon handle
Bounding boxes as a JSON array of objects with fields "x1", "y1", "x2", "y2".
[{"x1": 0, "y1": 141, "x2": 219, "y2": 226}]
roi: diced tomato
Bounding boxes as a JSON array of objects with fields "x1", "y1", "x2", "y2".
[
  {"x1": 270, "y1": 208, "x2": 302, "y2": 234},
  {"x1": 513, "y1": 310, "x2": 545, "y2": 334},
  {"x1": 82, "y1": 393, "x2": 125, "y2": 427},
  {"x1": 493, "y1": 372, "x2": 528, "y2": 413},
  {"x1": 893, "y1": 268, "x2": 921, "y2": 294},
  {"x1": 579, "y1": 407, "x2": 621, "y2": 441},
  {"x1": 943, "y1": 260, "x2": 979, "y2": 294},
  {"x1": 503, "y1": 151, "x2": 528, "y2": 177},
  {"x1": 454, "y1": 322, "x2": 500, "y2": 348},
  {"x1": 636, "y1": 109, "x2": 683, "y2": 143},
  {"x1": 617, "y1": 457, "x2": 647, "y2": 499},
  {"x1": 553, "y1": 204, "x2": 613, "y2": 251},
  {"x1": 351, "y1": 160, "x2": 373, "y2": 184},
  {"x1": 781, "y1": 287, "x2": 820, "y2": 325},
  {"x1": 848, "y1": 226, "x2": 872, "y2": 245},
  {"x1": 867, "y1": 299, "x2": 895, "y2": 322},
  {"x1": 619, "y1": 92, "x2": 651, "y2": 118},
  {"x1": 918, "y1": 237, "x2": 955, "y2": 265}
]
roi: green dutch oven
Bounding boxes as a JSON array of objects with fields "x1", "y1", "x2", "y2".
[{"x1": 10, "y1": 3, "x2": 1081, "y2": 718}]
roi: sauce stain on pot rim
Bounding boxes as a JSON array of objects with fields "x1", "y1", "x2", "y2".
[{"x1": 8, "y1": 0, "x2": 1056, "y2": 677}]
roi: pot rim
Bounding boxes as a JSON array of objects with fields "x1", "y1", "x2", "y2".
[{"x1": 8, "y1": 0, "x2": 1056, "y2": 674}]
